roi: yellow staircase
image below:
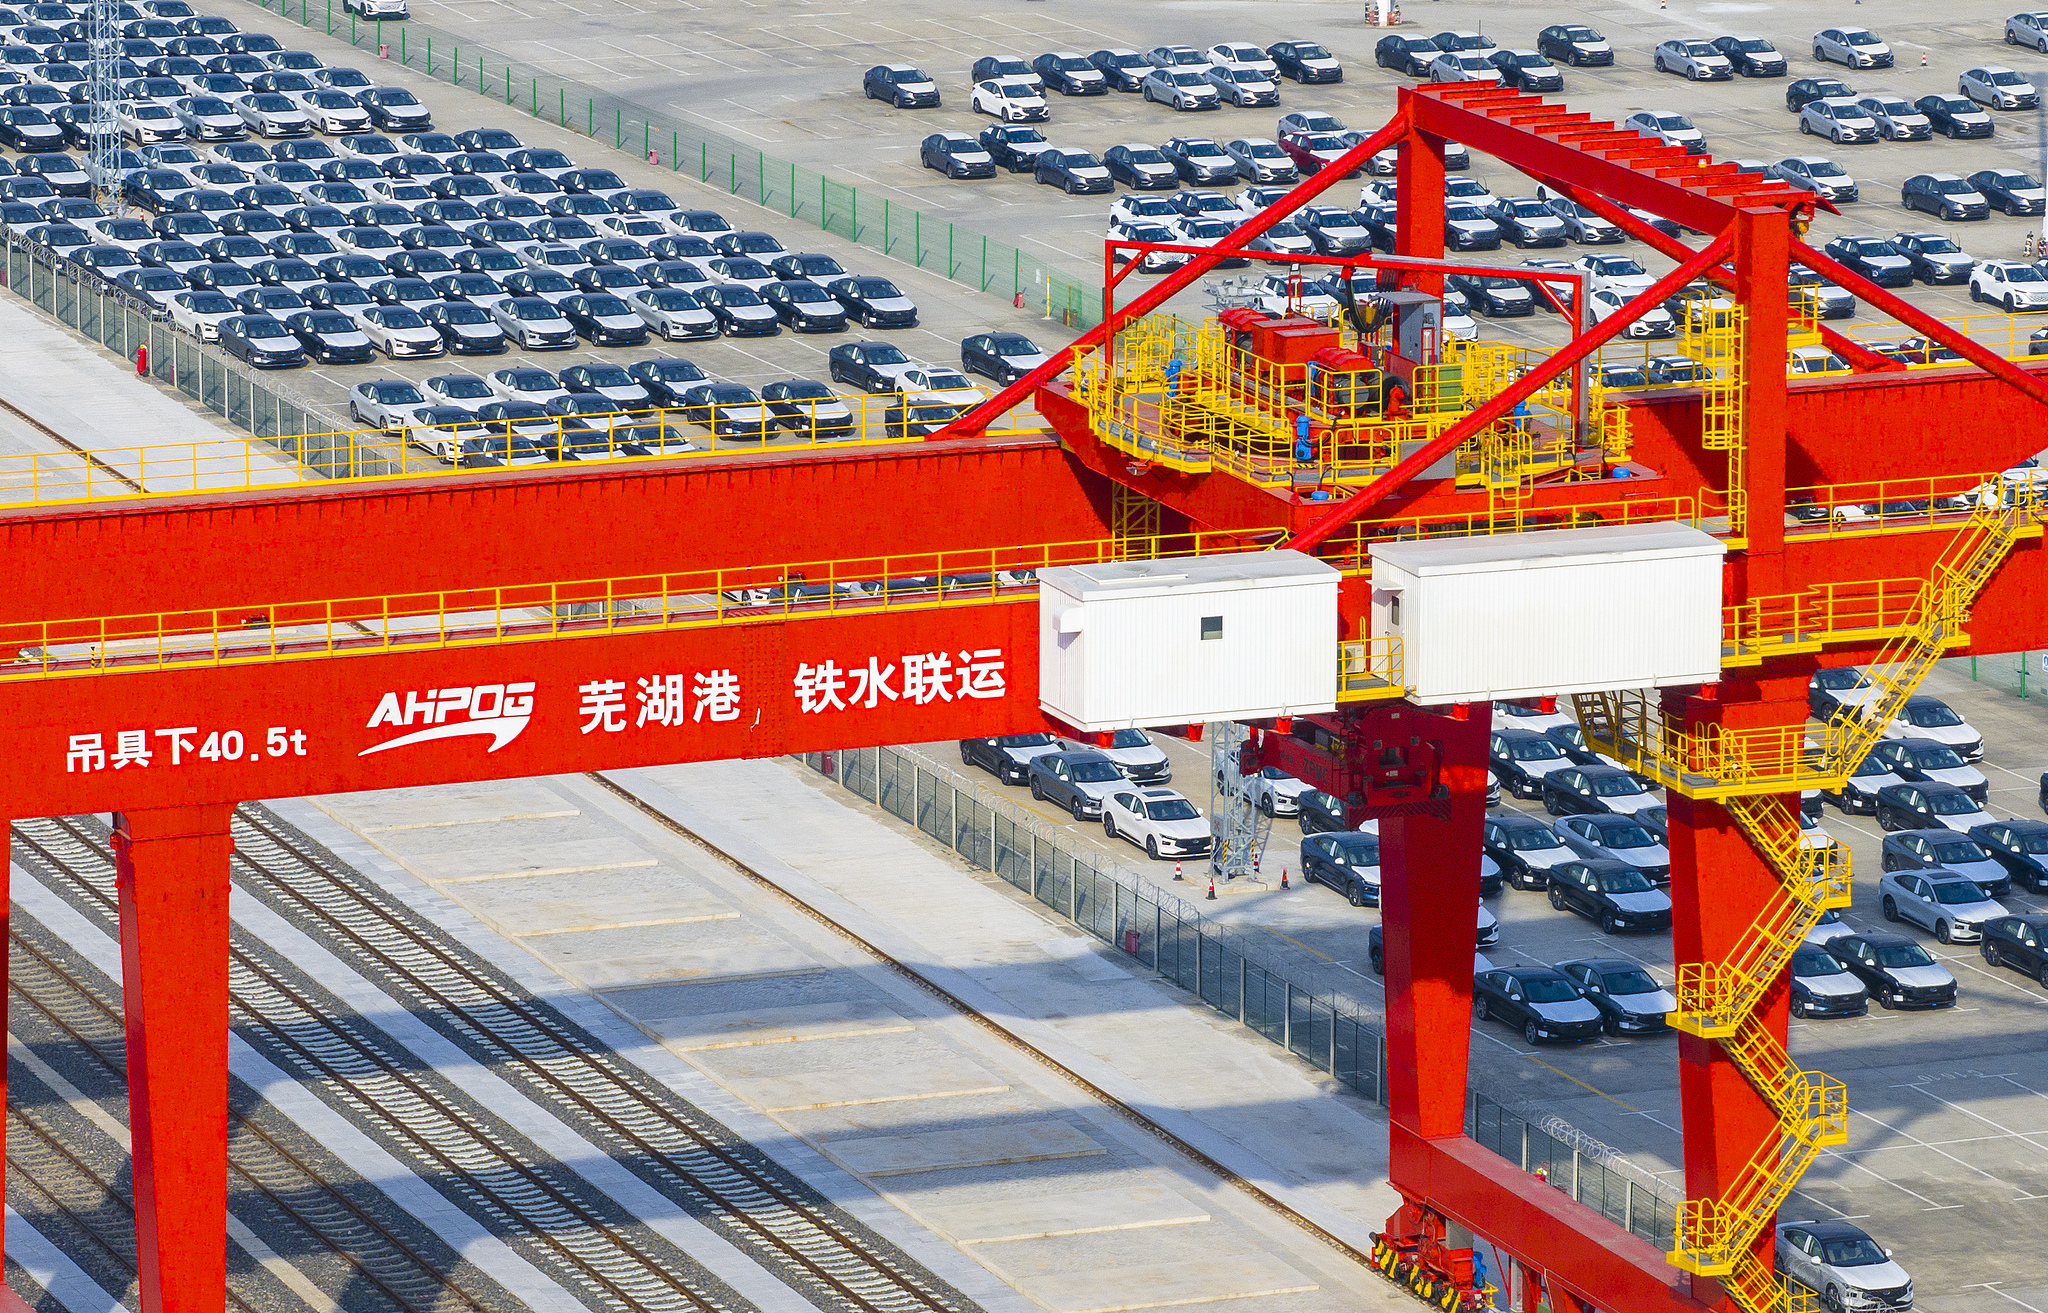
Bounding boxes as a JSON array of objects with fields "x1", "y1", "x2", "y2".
[{"x1": 1571, "y1": 307, "x2": 2042, "y2": 1312}]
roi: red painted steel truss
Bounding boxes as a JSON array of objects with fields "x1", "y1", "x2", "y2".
[{"x1": 0, "y1": 81, "x2": 2043, "y2": 1313}]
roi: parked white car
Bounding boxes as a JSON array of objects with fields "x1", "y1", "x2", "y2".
[
  {"x1": 970, "y1": 78, "x2": 1049, "y2": 122},
  {"x1": 1103, "y1": 787, "x2": 1212, "y2": 860}
]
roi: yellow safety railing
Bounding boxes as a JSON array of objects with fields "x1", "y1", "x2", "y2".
[
  {"x1": 1574, "y1": 484, "x2": 2044, "y2": 1310},
  {"x1": 1784, "y1": 470, "x2": 2048, "y2": 539},
  {"x1": 0, "y1": 393, "x2": 1055, "y2": 509},
  {"x1": 0, "y1": 527, "x2": 1284, "y2": 682},
  {"x1": 1337, "y1": 636, "x2": 1404, "y2": 701},
  {"x1": 1721, "y1": 577, "x2": 1928, "y2": 664}
]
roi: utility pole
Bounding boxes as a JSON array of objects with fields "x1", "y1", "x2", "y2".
[{"x1": 87, "y1": 0, "x2": 120, "y2": 211}]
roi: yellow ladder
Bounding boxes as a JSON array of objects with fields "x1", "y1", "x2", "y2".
[{"x1": 1572, "y1": 493, "x2": 2038, "y2": 1311}]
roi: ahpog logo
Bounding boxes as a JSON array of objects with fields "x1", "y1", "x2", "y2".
[{"x1": 359, "y1": 683, "x2": 536, "y2": 756}]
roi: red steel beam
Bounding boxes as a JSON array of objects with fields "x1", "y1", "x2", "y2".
[
  {"x1": 1791, "y1": 239, "x2": 2048, "y2": 412},
  {"x1": 1288, "y1": 230, "x2": 1736, "y2": 553},
  {"x1": 935, "y1": 112, "x2": 1416, "y2": 439}
]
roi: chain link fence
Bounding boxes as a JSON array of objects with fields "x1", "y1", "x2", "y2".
[
  {"x1": 797, "y1": 742, "x2": 1689, "y2": 1240},
  {"x1": 0, "y1": 233, "x2": 368, "y2": 478},
  {"x1": 233, "y1": 0, "x2": 1105, "y2": 329}
]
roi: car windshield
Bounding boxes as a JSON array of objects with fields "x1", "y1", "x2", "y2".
[
  {"x1": 1594, "y1": 824, "x2": 1657, "y2": 849},
  {"x1": 2011, "y1": 265, "x2": 2048, "y2": 282},
  {"x1": 1590, "y1": 775, "x2": 1646, "y2": 797},
  {"x1": 1508, "y1": 828, "x2": 1564, "y2": 851},
  {"x1": 1928, "y1": 792, "x2": 1981, "y2": 816},
  {"x1": 1291, "y1": 43, "x2": 1331, "y2": 58},
  {"x1": 1821, "y1": 1237, "x2": 1889, "y2": 1266},
  {"x1": 1507, "y1": 739, "x2": 1562, "y2": 761},
  {"x1": 1875, "y1": 939, "x2": 1937, "y2": 969},
  {"x1": 1808, "y1": 161, "x2": 1846, "y2": 178},
  {"x1": 1931, "y1": 880, "x2": 1989, "y2": 905},
  {"x1": 1931, "y1": 179, "x2": 1975, "y2": 195},
  {"x1": 1508, "y1": 200, "x2": 1547, "y2": 216},
  {"x1": 1597, "y1": 869, "x2": 1654, "y2": 894},
  {"x1": 996, "y1": 733, "x2": 1055, "y2": 748},
  {"x1": 1167, "y1": 71, "x2": 1206, "y2": 86},
  {"x1": 1907, "y1": 703, "x2": 1963, "y2": 727},
  {"x1": 1684, "y1": 42, "x2": 1715, "y2": 56},
  {"x1": 1791, "y1": 948, "x2": 1841, "y2": 976},
  {"x1": 1228, "y1": 68, "x2": 1267, "y2": 83},
  {"x1": 1140, "y1": 798, "x2": 1198, "y2": 821},
  {"x1": 1915, "y1": 235, "x2": 1961, "y2": 253},
  {"x1": 1522, "y1": 978, "x2": 1580, "y2": 1004},
  {"x1": 1991, "y1": 70, "x2": 2028, "y2": 85},
  {"x1": 1909, "y1": 743, "x2": 1966, "y2": 769},
  {"x1": 1656, "y1": 114, "x2": 1693, "y2": 130},
  {"x1": 1843, "y1": 30, "x2": 1880, "y2": 45},
  {"x1": 1601, "y1": 969, "x2": 1659, "y2": 995},
  {"x1": 1070, "y1": 761, "x2": 1121, "y2": 783},
  {"x1": 999, "y1": 84, "x2": 1036, "y2": 98},
  {"x1": 1735, "y1": 38, "x2": 1773, "y2": 51}
]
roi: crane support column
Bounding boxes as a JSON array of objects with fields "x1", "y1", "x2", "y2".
[
  {"x1": 112, "y1": 804, "x2": 235, "y2": 1313},
  {"x1": 1379, "y1": 703, "x2": 1493, "y2": 1136},
  {"x1": 1662, "y1": 674, "x2": 1806, "y2": 1304},
  {"x1": 1733, "y1": 208, "x2": 1790, "y2": 588},
  {"x1": 1394, "y1": 121, "x2": 1447, "y2": 292}
]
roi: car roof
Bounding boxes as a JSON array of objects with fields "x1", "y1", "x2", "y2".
[
  {"x1": 1576, "y1": 766, "x2": 1636, "y2": 779},
  {"x1": 1898, "y1": 779, "x2": 1972, "y2": 795},
  {"x1": 1490, "y1": 809, "x2": 1549, "y2": 827},
  {"x1": 1901, "y1": 693, "x2": 1951, "y2": 706},
  {"x1": 1138, "y1": 787, "x2": 1182, "y2": 798},
  {"x1": 1555, "y1": 957, "x2": 1637, "y2": 973},
  {"x1": 1500, "y1": 965, "x2": 1567, "y2": 980},
  {"x1": 1848, "y1": 932, "x2": 1913, "y2": 947},
  {"x1": 1573, "y1": 857, "x2": 1641, "y2": 871},
  {"x1": 1797, "y1": 1220, "x2": 1877, "y2": 1242}
]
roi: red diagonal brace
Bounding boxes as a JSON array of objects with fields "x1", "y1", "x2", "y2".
[
  {"x1": 1792, "y1": 239, "x2": 2048, "y2": 411},
  {"x1": 1287, "y1": 229, "x2": 1735, "y2": 553},
  {"x1": 934, "y1": 110, "x2": 1414, "y2": 439}
]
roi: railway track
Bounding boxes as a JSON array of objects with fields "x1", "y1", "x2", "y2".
[
  {"x1": 7, "y1": 917, "x2": 500, "y2": 1313},
  {"x1": 11, "y1": 810, "x2": 981, "y2": 1313}
]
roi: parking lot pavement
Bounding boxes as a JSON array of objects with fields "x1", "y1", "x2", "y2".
[
  {"x1": 391, "y1": 0, "x2": 2048, "y2": 351},
  {"x1": 186, "y1": 0, "x2": 1082, "y2": 434},
  {"x1": 918, "y1": 656, "x2": 2048, "y2": 1298}
]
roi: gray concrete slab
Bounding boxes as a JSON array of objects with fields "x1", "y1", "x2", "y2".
[{"x1": 312, "y1": 766, "x2": 1415, "y2": 1313}]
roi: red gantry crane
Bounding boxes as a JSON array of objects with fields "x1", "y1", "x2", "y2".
[{"x1": 0, "y1": 82, "x2": 2043, "y2": 1313}]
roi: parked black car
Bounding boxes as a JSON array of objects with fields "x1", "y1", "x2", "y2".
[
  {"x1": 1033, "y1": 148, "x2": 1113, "y2": 195},
  {"x1": 1555, "y1": 959, "x2": 1674, "y2": 1034},
  {"x1": 1825, "y1": 933, "x2": 1957, "y2": 1008},
  {"x1": 978, "y1": 123, "x2": 1052, "y2": 173},
  {"x1": 1789, "y1": 945, "x2": 1869, "y2": 1018},
  {"x1": 1968, "y1": 167, "x2": 2045, "y2": 216},
  {"x1": 1880, "y1": 828, "x2": 2011, "y2": 895},
  {"x1": 1970, "y1": 820, "x2": 2048, "y2": 892},
  {"x1": 920, "y1": 132, "x2": 996, "y2": 179},
  {"x1": 1088, "y1": 49, "x2": 1152, "y2": 92},
  {"x1": 1709, "y1": 35, "x2": 1786, "y2": 77},
  {"x1": 1472, "y1": 967, "x2": 1604, "y2": 1044},
  {"x1": 1540, "y1": 765, "x2": 1658, "y2": 817},
  {"x1": 1031, "y1": 51, "x2": 1106, "y2": 96},
  {"x1": 827, "y1": 339, "x2": 913, "y2": 392},
  {"x1": 1538, "y1": 24, "x2": 1613, "y2": 66},
  {"x1": 1547, "y1": 859, "x2": 1672, "y2": 933},
  {"x1": 1159, "y1": 136, "x2": 1238, "y2": 185},
  {"x1": 1876, "y1": 781, "x2": 1989, "y2": 832},
  {"x1": 960, "y1": 732, "x2": 1061, "y2": 784},
  {"x1": 885, "y1": 400, "x2": 969, "y2": 437},
  {"x1": 1267, "y1": 39, "x2": 1342, "y2": 83},
  {"x1": 1915, "y1": 93, "x2": 1992, "y2": 139},
  {"x1": 216, "y1": 312, "x2": 305, "y2": 366},
  {"x1": 1979, "y1": 914, "x2": 2048, "y2": 984},
  {"x1": 1296, "y1": 830, "x2": 1380, "y2": 904},
  {"x1": 1869, "y1": 738, "x2": 1986, "y2": 801},
  {"x1": 960, "y1": 330, "x2": 1047, "y2": 385},
  {"x1": 1489, "y1": 727, "x2": 1571, "y2": 799},
  {"x1": 1025, "y1": 750, "x2": 1126, "y2": 820},
  {"x1": 1787, "y1": 76, "x2": 1855, "y2": 112},
  {"x1": 1374, "y1": 33, "x2": 1441, "y2": 77},
  {"x1": 1483, "y1": 811, "x2": 1571, "y2": 890},
  {"x1": 627, "y1": 356, "x2": 708, "y2": 406}
]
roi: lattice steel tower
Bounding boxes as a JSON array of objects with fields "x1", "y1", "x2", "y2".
[{"x1": 87, "y1": 0, "x2": 120, "y2": 210}]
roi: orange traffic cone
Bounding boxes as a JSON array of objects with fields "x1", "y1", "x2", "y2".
[
  {"x1": 1920, "y1": 52, "x2": 1928, "y2": 66},
  {"x1": 1281, "y1": 868, "x2": 1291, "y2": 890},
  {"x1": 1174, "y1": 862, "x2": 1183, "y2": 881},
  {"x1": 1207, "y1": 875, "x2": 1217, "y2": 900}
]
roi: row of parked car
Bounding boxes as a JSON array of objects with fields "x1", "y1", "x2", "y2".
[{"x1": 865, "y1": 40, "x2": 1347, "y2": 119}]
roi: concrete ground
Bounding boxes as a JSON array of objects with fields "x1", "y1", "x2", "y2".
[
  {"x1": 0, "y1": 295, "x2": 300, "y2": 502},
  {"x1": 301, "y1": 766, "x2": 1423, "y2": 1313},
  {"x1": 908, "y1": 652, "x2": 2048, "y2": 1311},
  {"x1": 160, "y1": 0, "x2": 1085, "y2": 442},
  {"x1": 149, "y1": 0, "x2": 2047, "y2": 431},
  {"x1": 382, "y1": 0, "x2": 2048, "y2": 354}
]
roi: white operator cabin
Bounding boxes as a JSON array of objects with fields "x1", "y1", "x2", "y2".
[
  {"x1": 1368, "y1": 522, "x2": 1726, "y2": 705},
  {"x1": 1038, "y1": 551, "x2": 1340, "y2": 731}
]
